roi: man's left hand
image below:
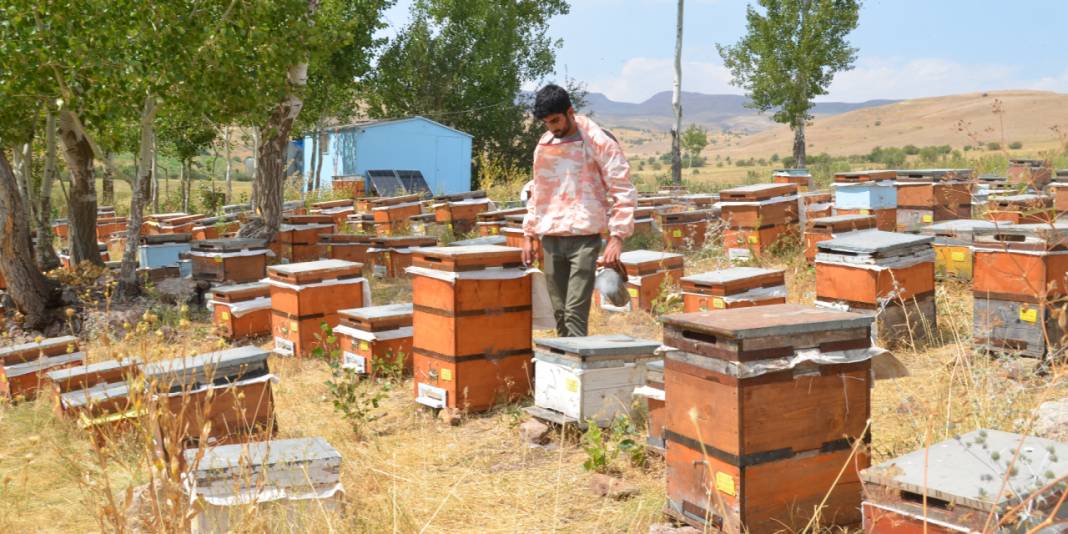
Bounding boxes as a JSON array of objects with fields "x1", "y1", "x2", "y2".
[{"x1": 601, "y1": 235, "x2": 624, "y2": 267}]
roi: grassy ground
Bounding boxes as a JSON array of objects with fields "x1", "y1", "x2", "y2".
[
  {"x1": 2, "y1": 214, "x2": 1067, "y2": 533},
  {"x1": 50, "y1": 178, "x2": 254, "y2": 217}
]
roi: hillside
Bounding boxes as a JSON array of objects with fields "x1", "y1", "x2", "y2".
[{"x1": 716, "y1": 90, "x2": 1068, "y2": 158}]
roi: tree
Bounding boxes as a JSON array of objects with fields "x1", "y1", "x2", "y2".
[
  {"x1": 681, "y1": 124, "x2": 708, "y2": 167},
  {"x1": 0, "y1": 151, "x2": 59, "y2": 329},
  {"x1": 670, "y1": 0, "x2": 685, "y2": 185},
  {"x1": 367, "y1": 0, "x2": 570, "y2": 175},
  {"x1": 717, "y1": 0, "x2": 860, "y2": 167}
]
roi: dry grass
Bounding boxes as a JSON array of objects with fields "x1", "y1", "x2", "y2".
[{"x1": 2, "y1": 232, "x2": 1067, "y2": 533}]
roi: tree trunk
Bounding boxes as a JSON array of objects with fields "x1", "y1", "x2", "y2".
[
  {"x1": 102, "y1": 152, "x2": 115, "y2": 207},
  {"x1": 224, "y1": 127, "x2": 233, "y2": 204},
  {"x1": 35, "y1": 111, "x2": 61, "y2": 271},
  {"x1": 118, "y1": 96, "x2": 157, "y2": 297},
  {"x1": 13, "y1": 141, "x2": 31, "y2": 209},
  {"x1": 314, "y1": 129, "x2": 326, "y2": 194},
  {"x1": 670, "y1": 0, "x2": 685, "y2": 185},
  {"x1": 0, "y1": 151, "x2": 58, "y2": 330},
  {"x1": 250, "y1": 126, "x2": 261, "y2": 209},
  {"x1": 152, "y1": 136, "x2": 160, "y2": 213},
  {"x1": 180, "y1": 159, "x2": 189, "y2": 212},
  {"x1": 793, "y1": 121, "x2": 806, "y2": 168},
  {"x1": 57, "y1": 110, "x2": 104, "y2": 267},
  {"x1": 307, "y1": 129, "x2": 318, "y2": 197}
]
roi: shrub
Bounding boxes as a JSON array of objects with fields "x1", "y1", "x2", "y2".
[
  {"x1": 987, "y1": 142, "x2": 1001, "y2": 151},
  {"x1": 1009, "y1": 141, "x2": 1023, "y2": 149},
  {"x1": 904, "y1": 144, "x2": 919, "y2": 155}
]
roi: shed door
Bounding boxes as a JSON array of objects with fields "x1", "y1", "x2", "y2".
[{"x1": 435, "y1": 136, "x2": 464, "y2": 194}]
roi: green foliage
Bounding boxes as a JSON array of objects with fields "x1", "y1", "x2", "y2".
[
  {"x1": 681, "y1": 124, "x2": 709, "y2": 162},
  {"x1": 1009, "y1": 141, "x2": 1023, "y2": 150},
  {"x1": 313, "y1": 323, "x2": 391, "y2": 439},
  {"x1": 903, "y1": 144, "x2": 920, "y2": 155},
  {"x1": 717, "y1": 0, "x2": 861, "y2": 130},
  {"x1": 366, "y1": 0, "x2": 570, "y2": 172},
  {"x1": 580, "y1": 415, "x2": 646, "y2": 473},
  {"x1": 987, "y1": 142, "x2": 1002, "y2": 151}
]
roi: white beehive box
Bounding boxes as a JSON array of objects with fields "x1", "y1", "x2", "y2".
[
  {"x1": 183, "y1": 437, "x2": 343, "y2": 533},
  {"x1": 531, "y1": 335, "x2": 660, "y2": 426}
]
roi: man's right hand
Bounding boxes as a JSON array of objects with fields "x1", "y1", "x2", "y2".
[{"x1": 521, "y1": 235, "x2": 535, "y2": 266}]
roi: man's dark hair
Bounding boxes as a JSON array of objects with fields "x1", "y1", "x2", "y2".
[{"x1": 533, "y1": 84, "x2": 572, "y2": 119}]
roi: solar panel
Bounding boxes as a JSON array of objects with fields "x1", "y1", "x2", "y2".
[{"x1": 365, "y1": 170, "x2": 430, "y2": 196}]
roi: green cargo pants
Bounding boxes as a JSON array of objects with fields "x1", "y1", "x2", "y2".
[{"x1": 541, "y1": 234, "x2": 603, "y2": 337}]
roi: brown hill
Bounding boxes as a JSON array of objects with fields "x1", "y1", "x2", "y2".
[{"x1": 717, "y1": 90, "x2": 1068, "y2": 158}]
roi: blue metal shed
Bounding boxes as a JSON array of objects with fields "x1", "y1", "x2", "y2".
[{"x1": 301, "y1": 116, "x2": 473, "y2": 195}]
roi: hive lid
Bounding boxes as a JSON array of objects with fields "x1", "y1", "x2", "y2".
[
  {"x1": 373, "y1": 235, "x2": 438, "y2": 246},
  {"x1": 278, "y1": 223, "x2": 334, "y2": 232},
  {"x1": 448, "y1": 235, "x2": 507, "y2": 247},
  {"x1": 142, "y1": 345, "x2": 268, "y2": 385},
  {"x1": 773, "y1": 168, "x2": 812, "y2": 177},
  {"x1": 410, "y1": 245, "x2": 522, "y2": 272},
  {"x1": 991, "y1": 193, "x2": 1049, "y2": 203},
  {"x1": 211, "y1": 281, "x2": 270, "y2": 297},
  {"x1": 662, "y1": 304, "x2": 873, "y2": 340},
  {"x1": 269, "y1": 259, "x2": 361, "y2": 275},
  {"x1": 0, "y1": 335, "x2": 79, "y2": 360},
  {"x1": 141, "y1": 233, "x2": 192, "y2": 245},
  {"x1": 817, "y1": 230, "x2": 933, "y2": 255},
  {"x1": 186, "y1": 436, "x2": 341, "y2": 479},
  {"x1": 319, "y1": 233, "x2": 375, "y2": 244},
  {"x1": 680, "y1": 267, "x2": 783, "y2": 285},
  {"x1": 834, "y1": 169, "x2": 897, "y2": 182},
  {"x1": 60, "y1": 381, "x2": 130, "y2": 409},
  {"x1": 5, "y1": 352, "x2": 85, "y2": 378},
  {"x1": 192, "y1": 238, "x2": 267, "y2": 252},
  {"x1": 921, "y1": 219, "x2": 999, "y2": 234},
  {"x1": 619, "y1": 250, "x2": 684, "y2": 265},
  {"x1": 896, "y1": 168, "x2": 973, "y2": 181},
  {"x1": 340, "y1": 303, "x2": 412, "y2": 321},
  {"x1": 810, "y1": 214, "x2": 876, "y2": 226},
  {"x1": 534, "y1": 335, "x2": 661, "y2": 356},
  {"x1": 860, "y1": 429, "x2": 1068, "y2": 513},
  {"x1": 718, "y1": 183, "x2": 797, "y2": 200},
  {"x1": 45, "y1": 357, "x2": 140, "y2": 383},
  {"x1": 477, "y1": 207, "x2": 527, "y2": 220}
]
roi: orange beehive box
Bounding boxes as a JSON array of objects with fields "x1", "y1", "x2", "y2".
[
  {"x1": 679, "y1": 267, "x2": 785, "y2": 312},
  {"x1": 661, "y1": 305, "x2": 874, "y2": 532},
  {"x1": 0, "y1": 335, "x2": 79, "y2": 367},
  {"x1": 835, "y1": 208, "x2": 897, "y2": 232},
  {"x1": 972, "y1": 228, "x2": 1068, "y2": 302},
  {"x1": 211, "y1": 282, "x2": 272, "y2": 340},
  {"x1": 772, "y1": 169, "x2": 813, "y2": 191},
  {"x1": 433, "y1": 198, "x2": 493, "y2": 234},
  {"x1": 985, "y1": 194, "x2": 1056, "y2": 224},
  {"x1": 367, "y1": 236, "x2": 437, "y2": 278},
  {"x1": 815, "y1": 231, "x2": 935, "y2": 306},
  {"x1": 722, "y1": 224, "x2": 797, "y2": 257},
  {"x1": 52, "y1": 219, "x2": 69, "y2": 240},
  {"x1": 190, "y1": 238, "x2": 269, "y2": 284},
  {"x1": 319, "y1": 233, "x2": 375, "y2": 264},
  {"x1": 620, "y1": 249, "x2": 685, "y2": 278},
  {"x1": 316, "y1": 206, "x2": 356, "y2": 228},
  {"x1": 276, "y1": 223, "x2": 335, "y2": 263},
  {"x1": 332, "y1": 177, "x2": 365, "y2": 198},
  {"x1": 718, "y1": 184, "x2": 800, "y2": 228},
  {"x1": 679, "y1": 194, "x2": 719, "y2": 208},
  {"x1": 477, "y1": 207, "x2": 527, "y2": 224},
  {"x1": 335, "y1": 303, "x2": 413, "y2": 375},
  {"x1": 804, "y1": 214, "x2": 877, "y2": 262},
  {"x1": 1007, "y1": 158, "x2": 1052, "y2": 187},
  {"x1": 1049, "y1": 182, "x2": 1068, "y2": 213},
  {"x1": 372, "y1": 201, "x2": 422, "y2": 236},
  {"x1": 596, "y1": 250, "x2": 685, "y2": 312},
  {"x1": 410, "y1": 246, "x2": 532, "y2": 412},
  {"x1": 191, "y1": 218, "x2": 241, "y2": 241},
  {"x1": 267, "y1": 260, "x2": 366, "y2": 320},
  {"x1": 284, "y1": 213, "x2": 336, "y2": 226},
  {"x1": 156, "y1": 214, "x2": 206, "y2": 235},
  {"x1": 46, "y1": 357, "x2": 140, "y2": 402},
  {"x1": 367, "y1": 193, "x2": 424, "y2": 209},
  {"x1": 272, "y1": 310, "x2": 340, "y2": 358},
  {"x1": 312, "y1": 199, "x2": 353, "y2": 211},
  {"x1": 637, "y1": 195, "x2": 674, "y2": 207},
  {"x1": 346, "y1": 213, "x2": 376, "y2": 234},
  {"x1": 1, "y1": 351, "x2": 86, "y2": 400},
  {"x1": 660, "y1": 210, "x2": 712, "y2": 250},
  {"x1": 95, "y1": 216, "x2": 128, "y2": 240}
]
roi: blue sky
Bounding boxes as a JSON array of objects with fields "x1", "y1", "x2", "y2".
[{"x1": 382, "y1": 0, "x2": 1068, "y2": 103}]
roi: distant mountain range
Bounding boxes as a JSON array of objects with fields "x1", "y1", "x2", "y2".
[{"x1": 581, "y1": 90, "x2": 898, "y2": 133}]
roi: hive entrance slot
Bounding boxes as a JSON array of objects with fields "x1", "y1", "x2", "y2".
[
  {"x1": 681, "y1": 330, "x2": 717, "y2": 344},
  {"x1": 899, "y1": 490, "x2": 952, "y2": 510}
]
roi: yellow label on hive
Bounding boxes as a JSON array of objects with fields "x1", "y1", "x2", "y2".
[
  {"x1": 221, "y1": 312, "x2": 230, "y2": 321},
  {"x1": 214, "y1": 256, "x2": 224, "y2": 263},
  {"x1": 747, "y1": 235, "x2": 759, "y2": 244},
  {"x1": 951, "y1": 251, "x2": 966, "y2": 262},
  {"x1": 290, "y1": 321, "x2": 299, "y2": 332},
  {"x1": 491, "y1": 227, "x2": 498, "y2": 234},
  {"x1": 627, "y1": 287, "x2": 639, "y2": 298},
  {"x1": 326, "y1": 245, "x2": 333, "y2": 254},
  {"x1": 922, "y1": 214, "x2": 933, "y2": 223},
  {"x1": 672, "y1": 229, "x2": 683, "y2": 238},
  {"x1": 1020, "y1": 308, "x2": 1037, "y2": 323},
  {"x1": 359, "y1": 340, "x2": 370, "y2": 351},
  {"x1": 565, "y1": 378, "x2": 579, "y2": 393},
  {"x1": 440, "y1": 368, "x2": 453, "y2": 381},
  {"x1": 859, "y1": 209, "x2": 870, "y2": 215},
  {"x1": 712, "y1": 297, "x2": 725, "y2": 309},
  {"x1": 715, "y1": 472, "x2": 737, "y2": 496}
]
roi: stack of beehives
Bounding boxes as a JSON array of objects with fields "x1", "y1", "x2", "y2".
[
  {"x1": 833, "y1": 170, "x2": 897, "y2": 231},
  {"x1": 803, "y1": 213, "x2": 876, "y2": 262},
  {"x1": 678, "y1": 267, "x2": 785, "y2": 312},
  {"x1": 267, "y1": 259, "x2": 369, "y2": 358},
  {"x1": 717, "y1": 183, "x2": 800, "y2": 260},
  {"x1": 894, "y1": 168, "x2": 974, "y2": 232},
  {"x1": 597, "y1": 250, "x2": 685, "y2": 313}
]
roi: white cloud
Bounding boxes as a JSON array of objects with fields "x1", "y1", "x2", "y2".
[
  {"x1": 584, "y1": 55, "x2": 1068, "y2": 104},
  {"x1": 586, "y1": 57, "x2": 735, "y2": 102}
]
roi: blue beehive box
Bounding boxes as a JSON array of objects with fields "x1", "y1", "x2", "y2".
[
  {"x1": 138, "y1": 233, "x2": 192, "y2": 269},
  {"x1": 834, "y1": 182, "x2": 897, "y2": 210}
]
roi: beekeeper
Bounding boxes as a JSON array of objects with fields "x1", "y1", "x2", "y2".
[{"x1": 522, "y1": 84, "x2": 637, "y2": 337}]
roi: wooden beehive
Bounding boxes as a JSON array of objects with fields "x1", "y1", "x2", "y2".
[
  {"x1": 268, "y1": 260, "x2": 365, "y2": 356},
  {"x1": 598, "y1": 250, "x2": 685, "y2": 312},
  {"x1": 834, "y1": 170, "x2": 897, "y2": 183},
  {"x1": 985, "y1": 194, "x2": 1055, "y2": 224},
  {"x1": 718, "y1": 183, "x2": 800, "y2": 228},
  {"x1": 211, "y1": 282, "x2": 272, "y2": 340},
  {"x1": 335, "y1": 303, "x2": 414, "y2": 375},
  {"x1": 835, "y1": 208, "x2": 897, "y2": 232},
  {"x1": 661, "y1": 304, "x2": 875, "y2": 533},
  {"x1": 679, "y1": 194, "x2": 719, "y2": 208},
  {"x1": 448, "y1": 235, "x2": 507, "y2": 247},
  {"x1": 95, "y1": 216, "x2": 128, "y2": 240},
  {"x1": 183, "y1": 437, "x2": 343, "y2": 534},
  {"x1": 191, "y1": 216, "x2": 242, "y2": 241},
  {"x1": 332, "y1": 176, "x2": 365, "y2": 198},
  {"x1": 345, "y1": 213, "x2": 376, "y2": 234},
  {"x1": 679, "y1": 268, "x2": 786, "y2": 312},
  {"x1": 276, "y1": 223, "x2": 334, "y2": 263},
  {"x1": 190, "y1": 239, "x2": 269, "y2": 284},
  {"x1": 804, "y1": 214, "x2": 877, "y2": 262},
  {"x1": 433, "y1": 198, "x2": 492, "y2": 234},
  {"x1": 144, "y1": 346, "x2": 276, "y2": 446},
  {"x1": 861, "y1": 429, "x2": 1068, "y2": 533},
  {"x1": 476, "y1": 207, "x2": 526, "y2": 237},
  {"x1": 46, "y1": 357, "x2": 140, "y2": 398},
  {"x1": 315, "y1": 205, "x2": 356, "y2": 228},
  {"x1": 529, "y1": 335, "x2": 660, "y2": 427},
  {"x1": 660, "y1": 210, "x2": 712, "y2": 250},
  {"x1": 772, "y1": 169, "x2": 812, "y2": 191},
  {"x1": 372, "y1": 201, "x2": 422, "y2": 236},
  {"x1": 0, "y1": 335, "x2": 80, "y2": 367},
  {"x1": 138, "y1": 233, "x2": 192, "y2": 269},
  {"x1": 972, "y1": 227, "x2": 1068, "y2": 302},
  {"x1": 894, "y1": 169, "x2": 974, "y2": 221},
  {"x1": 1007, "y1": 158, "x2": 1052, "y2": 187},
  {"x1": 409, "y1": 245, "x2": 532, "y2": 412},
  {"x1": 367, "y1": 236, "x2": 438, "y2": 278},
  {"x1": 1, "y1": 351, "x2": 86, "y2": 400},
  {"x1": 1049, "y1": 182, "x2": 1068, "y2": 213},
  {"x1": 312, "y1": 199, "x2": 353, "y2": 211},
  {"x1": 283, "y1": 214, "x2": 336, "y2": 226},
  {"x1": 154, "y1": 214, "x2": 206, "y2": 235},
  {"x1": 407, "y1": 212, "x2": 442, "y2": 236},
  {"x1": 319, "y1": 233, "x2": 375, "y2": 264},
  {"x1": 722, "y1": 224, "x2": 798, "y2": 259},
  {"x1": 638, "y1": 195, "x2": 674, "y2": 207}
]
